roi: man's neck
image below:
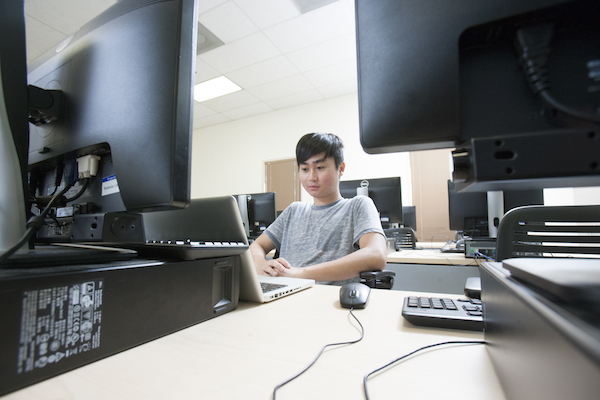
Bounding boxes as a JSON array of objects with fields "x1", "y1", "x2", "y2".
[{"x1": 313, "y1": 192, "x2": 342, "y2": 207}]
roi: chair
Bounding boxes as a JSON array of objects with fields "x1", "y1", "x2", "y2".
[{"x1": 495, "y1": 204, "x2": 600, "y2": 262}]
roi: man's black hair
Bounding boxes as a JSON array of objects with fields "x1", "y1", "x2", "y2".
[{"x1": 296, "y1": 133, "x2": 344, "y2": 168}]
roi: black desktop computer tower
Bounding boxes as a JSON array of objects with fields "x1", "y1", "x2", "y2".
[
  {"x1": 480, "y1": 261, "x2": 600, "y2": 400},
  {"x1": 0, "y1": 256, "x2": 239, "y2": 396}
]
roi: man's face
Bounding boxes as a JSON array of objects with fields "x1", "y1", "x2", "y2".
[{"x1": 299, "y1": 152, "x2": 345, "y2": 206}]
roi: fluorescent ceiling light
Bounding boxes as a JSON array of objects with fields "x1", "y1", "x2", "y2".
[{"x1": 194, "y1": 76, "x2": 242, "y2": 102}]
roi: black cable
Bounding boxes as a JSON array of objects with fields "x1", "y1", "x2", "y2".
[
  {"x1": 65, "y1": 178, "x2": 90, "y2": 202},
  {"x1": 363, "y1": 340, "x2": 486, "y2": 400},
  {"x1": 0, "y1": 183, "x2": 74, "y2": 265},
  {"x1": 516, "y1": 23, "x2": 600, "y2": 124},
  {"x1": 272, "y1": 308, "x2": 365, "y2": 400}
]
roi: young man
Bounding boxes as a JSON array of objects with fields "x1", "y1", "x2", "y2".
[{"x1": 249, "y1": 133, "x2": 387, "y2": 285}]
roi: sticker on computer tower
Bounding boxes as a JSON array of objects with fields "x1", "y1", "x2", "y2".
[{"x1": 16, "y1": 279, "x2": 104, "y2": 374}]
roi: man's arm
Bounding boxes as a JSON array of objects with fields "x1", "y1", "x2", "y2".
[
  {"x1": 249, "y1": 233, "x2": 293, "y2": 276},
  {"x1": 277, "y1": 231, "x2": 387, "y2": 282}
]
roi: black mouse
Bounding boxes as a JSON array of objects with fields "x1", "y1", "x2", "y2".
[{"x1": 339, "y1": 282, "x2": 371, "y2": 309}]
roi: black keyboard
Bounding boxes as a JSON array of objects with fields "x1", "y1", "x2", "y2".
[{"x1": 402, "y1": 296, "x2": 483, "y2": 331}]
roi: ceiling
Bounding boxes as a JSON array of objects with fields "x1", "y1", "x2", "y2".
[{"x1": 24, "y1": 0, "x2": 359, "y2": 131}]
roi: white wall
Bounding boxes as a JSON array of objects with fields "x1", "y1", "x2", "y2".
[{"x1": 190, "y1": 93, "x2": 412, "y2": 205}]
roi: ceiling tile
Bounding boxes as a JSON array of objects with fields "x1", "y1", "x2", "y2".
[
  {"x1": 265, "y1": 89, "x2": 324, "y2": 110},
  {"x1": 263, "y1": 1, "x2": 354, "y2": 53},
  {"x1": 317, "y1": 79, "x2": 357, "y2": 98},
  {"x1": 303, "y1": 60, "x2": 357, "y2": 88},
  {"x1": 234, "y1": 0, "x2": 300, "y2": 29},
  {"x1": 193, "y1": 102, "x2": 218, "y2": 119},
  {"x1": 195, "y1": 58, "x2": 223, "y2": 84},
  {"x1": 226, "y1": 56, "x2": 300, "y2": 89},
  {"x1": 25, "y1": 0, "x2": 116, "y2": 35},
  {"x1": 197, "y1": 0, "x2": 229, "y2": 14},
  {"x1": 198, "y1": 32, "x2": 282, "y2": 74},
  {"x1": 222, "y1": 102, "x2": 274, "y2": 120},
  {"x1": 24, "y1": 16, "x2": 67, "y2": 62},
  {"x1": 246, "y1": 74, "x2": 314, "y2": 101},
  {"x1": 193, "y1": 113, "x2": 232, "y2": 129},
  {"x1": 286, "y1": 33, "x2": 356, "y2": 73},
  {"x1": 198, "y1": 1, "x2": 259, "y2": 43},
  {"x1": 200, "y1": 90, "x2": 261, "y2": 113}
]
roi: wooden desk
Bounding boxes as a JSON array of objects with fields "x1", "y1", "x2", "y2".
[{"x1": 4, "y1": 285, "x2": 505, "y2": 400}]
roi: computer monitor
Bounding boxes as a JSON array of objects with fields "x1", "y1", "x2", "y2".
[
  {"x1": 356, "y1": 0, "x2": 600, "y2": 192},
  {"x1": 0, "y1": 0, "x2": 198, "y2": 259},
  {"x1": 26, "y1": 0, "x2": 198, "y2": 212},
  {"x1": 402, "y1": 206, "x2": 417, "y2": 232},
  {"x1": 339, "y1": 177, "x2": 403, "y2": 228},
  {"x1": 448, "y1": 179, "x2": 546, "y2": 237},
  {"x1": 447, "y1": 180, "x2": 489, "y2": 237},
  {"x1": 235, "y1": 192, "x2": 278, "y2": 239}
]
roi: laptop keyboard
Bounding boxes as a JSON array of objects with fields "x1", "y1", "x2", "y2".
[
  {"x1": 402, "y1": 296, "x2": 483, "y2": 331},
  {"x1": 260, "y1": 282, "x2": 287, "y2": 293}
]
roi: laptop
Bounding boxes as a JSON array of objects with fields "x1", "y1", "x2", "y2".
[
  {"x1": 238, "y1": 249, "x2": 315, "y2": 303},
  {"x1": 141, "y1": 195, "x2": 314, "y2": 302}
]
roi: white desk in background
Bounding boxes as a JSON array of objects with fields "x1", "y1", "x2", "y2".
[
  {"x1": 2, "y1": 285, "x2": 505, "y2": 400},
  {"x1": 386, "y1": 243, "x2": 482, "y2": 295}
]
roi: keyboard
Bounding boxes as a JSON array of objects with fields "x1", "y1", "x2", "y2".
[
  {"x1": 138, "y1": 240, "x2": 248, "y2": 260},
  {"x1": 402, "y1": 296, "x2": 483, "y2": 331},
  {"x1": 260, "y1": 282, "x2": 287, "y2": 293}
]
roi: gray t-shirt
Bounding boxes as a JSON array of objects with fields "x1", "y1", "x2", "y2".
[{"x1": 264, "y1": 196, "x2": 384, "y2": 285}]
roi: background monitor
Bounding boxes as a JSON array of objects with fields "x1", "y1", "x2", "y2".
[
  {"x1": 402, "y1": 206, "x2": 417, "y2": 232},
  {"x1": 448, "y1": 180, "x2": 545, "y2": 237},
  {"x1": 447, "y1": 180, "x2": 489, "y2": 237},
  {"x1": 356, "y1": 0, "x2": 600, "y2": 192},
  {"x1": 339, "y1": 177, "x2": 403, "y2": 228},
  {"x1": 235, "y1": 192, "x2": 277, "y2": 239},
  {"x1": 26, "y1": 0, "x2": 198, "y2": 213}
]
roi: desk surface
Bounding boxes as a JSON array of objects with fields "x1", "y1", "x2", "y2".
[
  {"x1": 387, "y1": 248, "x2": 477, "y2": 266},
  {"x1": 4, "y1": 285, "x2": 505, "y2": 400}
]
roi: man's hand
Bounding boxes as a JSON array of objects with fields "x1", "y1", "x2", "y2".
[{"x1": 256, "y1": 257, "x2": 292, "y2": 276}]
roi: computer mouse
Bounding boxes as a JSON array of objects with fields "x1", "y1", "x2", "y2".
[{"x1": 339, "y1": 282, "x2": 371, "y2": 309}]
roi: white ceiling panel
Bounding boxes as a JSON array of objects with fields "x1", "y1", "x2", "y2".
[
  {"x1": 198, "y1": 1, "x2": 259, "y2": 43},
  {"x1": 263, "y1": 1, "x2": 355, "y2": 53},
  {"x1": 197, "y1": 0, "x2": 229, "y2": 14},
  {"x1": 194, "y1": 58, "x2": 222, "y2": 84},
  {"x1": 193, "y1": 102, "x2": 218, "y2": 120},
  {"x1": 24, "y1": 16, "x2": 66, "y2": 62},
  {"x1": 24, "y1": 0, "x2": 359, "y2": 131},
  {"x1": 194, "y1": 113, "x2": 232, "y2": 129},
  {"x1": 234, "y1": 0, "x2": 300, "y2": 30},
  {"x1": 201, "y1": 90, "x2": 262, "y2": 113},
  {"x1": 303, "y1": 60, "x2": 358, "y2": 88},
  {"x1": 247, "y1": 74, "x2": 314, "y2": 102},
  {"x1": 226, "y1": 56, "x2": 300, "y2": 89},
  {"x1": 222, "y1": 102, "x2": 274, "y2": 120},
  {"x1": 317, "y1": 79, "x2": 357, "y2": 99},
  {"x1": 286, "y1": 34, "x2": 356, "y2": 73},
  {"x1": 265, "y1": 89, "x2": 325, "y2": 110},
  {"x1": 198, "y1": 32, "x2": 282, "y2": 74}
]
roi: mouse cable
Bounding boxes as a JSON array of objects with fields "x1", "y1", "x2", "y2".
[
  {"x1": 272, "y1": 307, "x2": 365, "y2": 400},
  {"x1": 363, "y1": 340, "x2": 486, "y2": 400}
]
